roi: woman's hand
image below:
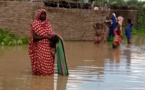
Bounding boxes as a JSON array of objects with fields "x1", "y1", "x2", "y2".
[{"x1": 46, "y1": 35, "x2": 51, "y2": 39}]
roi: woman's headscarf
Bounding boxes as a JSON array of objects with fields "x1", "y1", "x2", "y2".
[
  {"x1": 29, "y1": 9, "x2": 54, "y2": 44},
  {"x1": 35, "y1": 9, "x2": 46, "y2": 20},
  {"x1": 117, "y1": 16, "x2": 124, "y2": 27},
  {"x1": 112, "y1": 13, "x2": 116, "y2": 18},
  {"x1": 31, "y1": 9, "x2": 54, "y2": 36}
]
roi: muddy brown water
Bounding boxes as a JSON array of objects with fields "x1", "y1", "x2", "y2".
[{"x1": 0, "y1": 36, "x2": 145, "y2": 90}]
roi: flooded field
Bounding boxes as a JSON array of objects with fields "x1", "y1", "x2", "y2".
[{"x1": 0, "y1": 36, "x2": 145, "y2": 90}]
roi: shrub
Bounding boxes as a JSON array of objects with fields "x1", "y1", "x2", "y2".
[{"x1": 0, "y1": 28, "x2": 28, "y2": 46}]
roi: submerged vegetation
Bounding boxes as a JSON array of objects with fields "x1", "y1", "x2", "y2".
[{"x1": 0, "y1": 28, "x2": 28, "y2": 46}]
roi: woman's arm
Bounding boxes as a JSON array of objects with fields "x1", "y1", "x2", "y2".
[{"x1": 33, "y1": 30, "x2": 51, "y2": 42}]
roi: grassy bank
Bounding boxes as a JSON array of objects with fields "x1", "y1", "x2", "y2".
[
  {"x1": 0, "y1": 27, "x2": 144, "y2": 46},
  {"x1": 122, "y1": 27, "x2": 145, "y2": 40},
  {"x1": 0, "y1": 28, "x2": 28, "y2": 46},
  {"x1": 132, "y1": 28, "x2": 145, "y2": 36}
]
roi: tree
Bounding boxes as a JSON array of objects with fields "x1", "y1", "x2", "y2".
[{"x1": 127, "y1": 0, "x2": 139, "y2": 5}]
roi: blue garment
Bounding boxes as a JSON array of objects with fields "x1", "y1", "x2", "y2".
[
  {"x1": 107, "y1": 14, "x2": 116, "y2": 42},
  {"x1": 125, "y1": 24, "x2": 133, "y2": 39},
  {"x1": 108, "y1": 15, "x2": 116, "y2": 37}
]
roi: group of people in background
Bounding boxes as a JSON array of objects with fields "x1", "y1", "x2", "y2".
[{"x1": 93, "y1": 13, "x2": 133, "y2": 49}]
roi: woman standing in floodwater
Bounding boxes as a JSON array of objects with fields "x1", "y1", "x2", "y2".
[{"x1": 29, "y1": 9, "x2": 56, "y2": 76}]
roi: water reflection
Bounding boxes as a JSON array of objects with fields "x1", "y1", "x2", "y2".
[
  {"x1": 112, "y1": 46, "x2": 121, "y2": 64},
  {"x1": 0, "y1": 37, "x2": 145, "y2": 90},
  {"x1": 30, "y1": 76, "x2": 54, "y2": 90},
  {"x1": 56, "y1": 75, "x2": 68, "y2": 90},
  {"x1": 123, "y1": 44, "x2": 131, "y2": 68}
]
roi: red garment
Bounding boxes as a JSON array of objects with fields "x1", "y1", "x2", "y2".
[
  {"x1": 114, "y1": 28, "x2": 122, "y2": 42},
  {"x1": 29, "y1": 9, "x2": 55, "y2": 76},
  {"x1": 112, "y1": 28, "x2": 122, "y2": 47},
  {"x1": 114, "y1": 35, "x2": 122, "y2": 42}
]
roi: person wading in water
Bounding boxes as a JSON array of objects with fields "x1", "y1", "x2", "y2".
[{"x1": 29, "y1": 9, "x2": 59, "y2": 76}]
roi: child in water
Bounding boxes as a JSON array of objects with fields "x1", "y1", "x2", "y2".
[
  {"x1": 125, "y1": 19, "x2": 133, "y2": 44},
  {"x1": 93, "y1": 23, "x2": 102, "y2": 44},
  {"x1": 112, "y1": 23, "x2": 122, "y2": 48}
]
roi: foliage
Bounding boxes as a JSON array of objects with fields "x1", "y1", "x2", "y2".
[
  {"x1": 122, "y1": 27, "x2": 145, "y2": 41},
  {"x1": 136, "y1": 8, "x2": 145, "y2": 30},
  {"x1": 72, "y1": 0, "x2": 80, "y2": 1},
  {"x1": 0, "y1": 28, "x2": 28, "y2": 46},
  {"x1": 127, "y1": 0, "x2": 139, "y2": 5},
  {"x1": 109, "y1": 0, "x2": 125, "y2": 4},
  {"x1": 132, "y1": 28, "x2": 145, "y2": 37}
]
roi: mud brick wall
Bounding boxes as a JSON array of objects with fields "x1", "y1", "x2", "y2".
[
  {"x1": 0, "y1": 1, "x2": 138, "y2": 40},
  {"x1": 47, "y1": 8, "x2": 109, "y2": 40},
  {"x1": 0, "y1": 1, "x2": 34, "y2": 36}
]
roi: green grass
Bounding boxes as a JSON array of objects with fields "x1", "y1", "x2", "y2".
[
  {"x1": 0, "y1": 28, "x2": 28, "y2": 46},
  {"x1": 122, "y1": 27, "x2": 145, "y2": 40},
  {"x1": 132, "y1": 28, "x2": 145, "y2": 36}
]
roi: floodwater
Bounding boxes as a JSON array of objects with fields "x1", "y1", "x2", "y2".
[{"x1": 0, "y1": 36, "x2": 145, "y2": 90}]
